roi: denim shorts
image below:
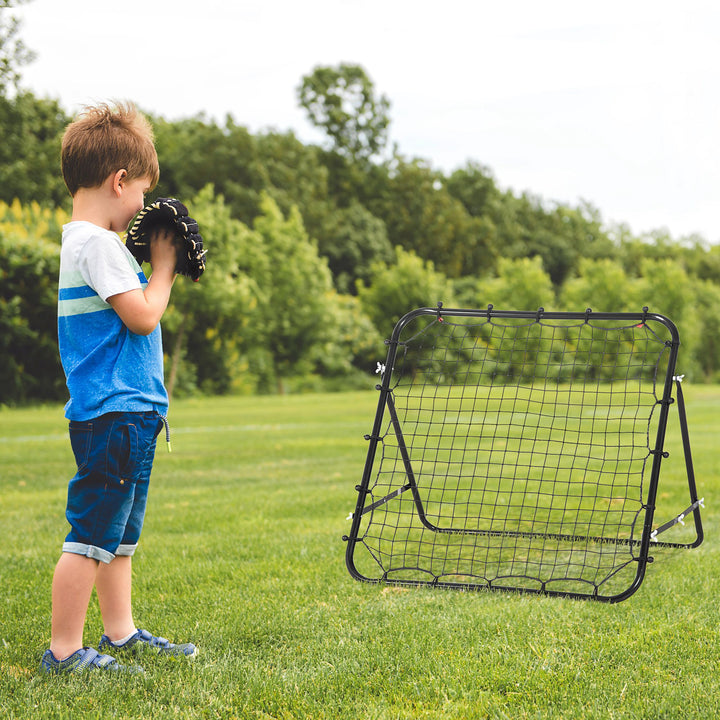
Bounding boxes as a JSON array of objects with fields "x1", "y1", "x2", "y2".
[{"x1": 63, "y1": 411, "x2": 164, "y2": 564}]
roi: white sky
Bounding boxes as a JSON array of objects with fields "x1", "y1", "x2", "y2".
[{"x1": 13, "y1": 0, "x2": 720, "y2": 242}]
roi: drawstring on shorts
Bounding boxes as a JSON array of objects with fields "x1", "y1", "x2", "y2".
[{"x1": 159, "y1": 415, "x2": 172, "y2": 453}]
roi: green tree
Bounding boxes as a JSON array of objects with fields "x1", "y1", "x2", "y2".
[
  {"x1": 251, "y1": 193, "x2": 337, "y2": 389},
  {"x1": 154, "y1": 115, "x2": 333, "y2": 245},
  {"x1": 636, "y1": 258, "x2": 701, "y2": 380},
  {"x1": 478, "y1": 256, "x2": 555, "y2": 312},
  {"x1": 0, "y1": 0, "x2": 35, "y2": 95},
  {"x1": 559, "y1": 258, "x2": 638, "y2": 313},
  {"x1": 358, "y1": 246, "x2": 455, "y2": 340},
  {"x1": 306, "y1": 291, "x2": 384, "y2": 389},
  {"x1": 161, "y1": 185, "x2": 267, "y2": 397},
  {"x1": 483, "y1": 191, "x2": 613, "y2": 286},
  {"x1": 367, "y1": 158, "x2": 495, "y2": 278},
  {"x1": 253, "y1": 130, "x2": 332, "y2": 240},
  {"x1": 0, "y1": 92, "x2": 69, "y2": 206},
  {"x1": 318, "y1": 201, "x2": 393, "y2": 294},
  {"x1": 446, "y1": 160, "x2": 499, "y2": 218},
  {"x1": 0, "y1": 199, "x2": 67, "y2": 404},
  {"x1": 297, "y1": 63, "x2": 391, "y2": 163},
  {"x1": 692, "y1": 281, "x2": 720, "y2": 381},
  {"x1": 152, "y1": 114, "x2": 265, "y2": 224}
]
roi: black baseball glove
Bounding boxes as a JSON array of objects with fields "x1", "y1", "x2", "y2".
[{"x1": 126, "y1": 198, "x2": 207, "y2": 281}]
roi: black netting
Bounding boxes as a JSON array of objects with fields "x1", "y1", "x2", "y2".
[{"x1": 347, "y1": 309, "x2": 701, "y2": 602}]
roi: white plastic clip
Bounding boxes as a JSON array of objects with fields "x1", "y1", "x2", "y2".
[
  {"x1": 676, "y1": 513, "x2": 685, "y2": 526},
  {"x1": 375, "y1": 362, "x2": 386, "y2": 375},
  {"x1": 699, "y1": 498, "x2": 705, "y2": 508},
  {"x1": 673, "y1": 374, "x2": 685, "y2": 383},
  {"x1": 346, "y1": 512, "x2": 354, "y2": 521},
  {"x1": 650, "y1": 530, "x2": 658, "y2": 542}
]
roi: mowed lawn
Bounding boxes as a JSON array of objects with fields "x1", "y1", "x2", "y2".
[{"x1": 0, "y1": 386, "x2": 719, "y2": 719}]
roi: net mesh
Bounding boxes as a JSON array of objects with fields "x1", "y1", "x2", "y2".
[{"x1": 349, "y1": 310, "x2": 681, "y2": 600}]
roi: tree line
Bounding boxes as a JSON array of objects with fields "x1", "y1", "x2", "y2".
[{"x1": 2, "y1": 51, "x2": 720, "y2": 404}]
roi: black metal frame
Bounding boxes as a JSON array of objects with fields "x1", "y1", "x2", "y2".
[{"x1": 344, "y1": 306, "x2": 704, "y2": 603}]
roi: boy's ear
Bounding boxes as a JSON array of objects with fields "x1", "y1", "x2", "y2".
[{"x1": 112, "y1": 169, "x2": 128, "y2": 196}]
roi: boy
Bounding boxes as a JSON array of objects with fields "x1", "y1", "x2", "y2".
[{"x1": 41, "y1": 102, "x2": 196, "y2": 673}]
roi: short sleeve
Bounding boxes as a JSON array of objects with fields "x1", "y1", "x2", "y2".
[{"x1": 77, "y1": 231, "x2": 143, "y2": 301}]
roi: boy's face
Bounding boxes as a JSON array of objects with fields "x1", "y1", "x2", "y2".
[{"x1": 112, "y1": 175, "x2": 152, "y2": 233}]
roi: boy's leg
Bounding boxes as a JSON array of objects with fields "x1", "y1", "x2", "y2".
[
  {"x1": 50, "y1": 552, "x2": 98, "y2": 660},
  {"x1": 95, "y1": 555, "x2": 136, "y2": 641},
  {"x1": 95, "y1": 413, "x2": 162, "y2": 643}
]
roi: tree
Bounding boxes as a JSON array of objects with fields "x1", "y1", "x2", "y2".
[
  {"x1": 367, "y1": 157, "x2": 496, "y2": 278},
  {"x1": 0, "y1": 0, "x2": 35, "y2": 96},
  {"x1": 0, "y1": 91, "x2": 69, "y2": 207},
  {"x1": 446, "y1": 160, "x2": 499, "y2": 218},
  {"x1": 161, "y1": 185, "x2": 266, "y2": 397},
  {"x1": 152, "y1": 114, "x2": 265, "y2": 224},
  {"x1": 358, "y1": 247, "x2": 455, "y2": 340},
  {"x1": 253, "y1": 129, "x2": 331, "y2": 238},
  {"x1": 297, "y1": 64, "x2": 391, "y2": 163},
  {"x1": 317, "y1": 201, "x2": 393, "y2": 294},
  {"x1": 559, "y1": 259, "x2": 638, "y2": 313},
  {"x1": 251, "y1": 193, "x2": 337, "y2": 389},
  {"x1": 0, "y1": 4, "x2": 68, "y2": 207},
  {"x1": 692, "y1": 281, "x2": 720, "y2": 381},
  {"x1": 307, "y1": 291, "x2": 384, "y2": 387},
  {"x1": 153, "y1": 115, "x2": 333, "y2": 242},
  {"x1": 0, "y1": 199, "x2": 68, "y2": 404},
  {"x1": 477, "y1": 256, "x2": 555, "y2": 312},
  {"x1": 635, "y1": 258, "x2": 701, "y2": 379},
  {"x1": 493, "y1": 193, "x2": 614, "y2": 286}
]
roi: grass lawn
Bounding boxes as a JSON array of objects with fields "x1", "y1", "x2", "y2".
[{"x1": 0, "y1": 386, "x2": 718, "y2": 719}]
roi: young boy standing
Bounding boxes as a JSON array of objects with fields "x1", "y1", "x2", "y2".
[{"x1": 41, "y1": 102, "x2": 196, "y2": 673}]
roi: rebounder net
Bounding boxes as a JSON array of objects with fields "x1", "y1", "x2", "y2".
[{"x1": 344, "y1": 306, "x2": 703, "y2": 602}]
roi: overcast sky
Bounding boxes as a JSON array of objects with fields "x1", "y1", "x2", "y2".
[{"x1": 13, "y1": 0, "x2": 720, "y2": 243}]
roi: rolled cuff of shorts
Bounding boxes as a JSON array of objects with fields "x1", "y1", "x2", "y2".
[
  {"x1": 115, "y1": 543, "x2": 138, "y2": 557},
  {"x1": 62, "y1": 541, "x2": 115, "y2": 564}
]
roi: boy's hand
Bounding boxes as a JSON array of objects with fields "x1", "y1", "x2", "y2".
[{"x1": 149, "y1": 227, "x2": 178, "y2": 275}]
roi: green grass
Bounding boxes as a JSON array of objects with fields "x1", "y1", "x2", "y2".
[{"x1": 0, "y1": 387, "x2": 718, "y2": 719}]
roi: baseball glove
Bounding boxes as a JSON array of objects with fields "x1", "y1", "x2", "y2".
[{"x1": 126, "y1": 198, "x2": 207, "y2": 281}]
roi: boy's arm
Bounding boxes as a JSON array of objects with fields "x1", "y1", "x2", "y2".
[{"x1": 108, "y1": 228, "x2": 177, "y2": 336}]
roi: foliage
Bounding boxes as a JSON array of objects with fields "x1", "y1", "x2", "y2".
[
  {"x1": 560, "y1": 258, "x2": 638, "y2": 313},
  {"x1": 478, "y1": 256, "x2": 556, "y2": 312},
  {"x1": 0, "y1": 0, "x2": 35, "y2": 94},
  {"x1": 634, "y1": 258, "x2": 702, "y2": 380},
  {"x1": 491, "y1": 193, "x2": 614, "y2": 286},
  {"x1": 691, "y1": 280, "x2": 720, "y2": 382},
  {"x1": 0, "y1": 199, "x2": 67, "y2": 404},
  {"x1": 161, "y1": 185, "x2": 265, "y2": 397},
  {"x1": 152, "y1": 114, "x2": 265, "y2": 224},
  {"x1": 2, "y1": 43, "x2": 720, "y2": 397},
  {"x1": 367, "y1": 157, "x2": 498, "y2": 279},
  {"x1": 250, "y1": 193, "x2": 337, "y2": 390},
  {"x1": 304, "y1": 291, "x2": 385, "y2": 391},
  {"x1": 0, "y1": 91, "x2": 70, "y2": 207},
  {"x1": 163, "y1": 188, "x2": 382, "y2": 396},
  {"x1": 317, "y1": 200, "x2": 393, "y2": 294},
  {"x1": 298, "y1": 63, "x2": 391, "y2": 163},
  {"x1": 358, "y1": 246, "x2": 455, "y2": 340},
  {"x1": 153, "y1": 115, "x2": 334, "y2": 234}
]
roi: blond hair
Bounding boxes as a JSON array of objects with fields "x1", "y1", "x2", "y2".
[{"x1": 61, "y1": 102, "x2": 160, "y2": 196}]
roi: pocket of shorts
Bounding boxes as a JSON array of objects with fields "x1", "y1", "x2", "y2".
[
  {"x1": 69, "y1": 421, "x2": 93, "y2": 472},
  {"x1": 108, "y1": 420, "x2": 139, "y2": 487}
]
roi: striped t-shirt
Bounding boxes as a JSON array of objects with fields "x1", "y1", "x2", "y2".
[{"x1": 57, "y1": 221, "x2": 168, "y2": 420}]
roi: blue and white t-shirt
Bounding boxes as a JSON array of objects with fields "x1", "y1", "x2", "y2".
[{"x1": 57, "y1": 221, "x2": 169, "y2": 420}]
